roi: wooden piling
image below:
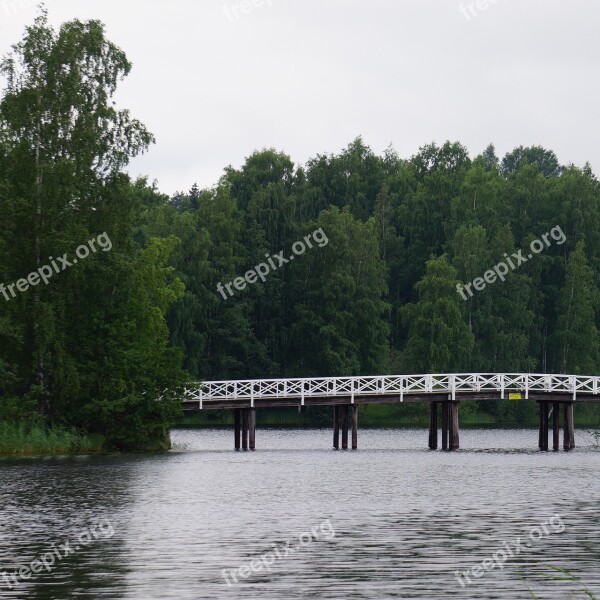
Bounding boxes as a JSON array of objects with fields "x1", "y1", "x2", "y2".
[
  {"x1": 449, "y1": 402, "x2": 460, "y2": 450},
  {"x1": 441, "y1": 402, "x2": 449, "y2": 450},
  {"x1": 234, "y1": 408, "x2": 241, "y2": 451},
  {"x1": 552, "y1": 402, "x2": 560, "y2": 451},
  {"x1": 543, "y1": 402, "x2": 549, "y2": 451},
  {"x1": 429, "y1": 402, "x2": 438, "y2": 450},
  {"x1": 241, "y1": 408, "x2": 249, "y2": 451},
  {"x1": 248, "y1": 408, "x2": 256, "y2": 451},
  {"x1": 538, "y1": 402, "x2": 549, "y2": 451},
  {"x1": 341, "y1": 406, "x2": 349, "y2": 450},
  {"x1": 448, "y1": 403, "x2": 454, "y2": 450},
  {"x1": 569, "y1": 404, "x2": 575, "y2": 449},
  {"x1": 539, "y1": 402, "x2": 544, "y2": 451},
  {"x1": 333, "y1": 406, "x2": 340, "y2": 450},
  {"x1": 564, "y1": 403, "x2": 575, "y2": 450},
  {"x1": 351, "y1": 405, "x2": 358, "y2": 450}
]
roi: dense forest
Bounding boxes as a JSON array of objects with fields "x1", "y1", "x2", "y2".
[{"x1": 1, "y1": 14, "x2": 599, "y2": 450}]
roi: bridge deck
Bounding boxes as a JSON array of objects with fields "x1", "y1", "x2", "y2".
[{"x1": 182, "y1": 373, "x2": 600, "y2": 411}]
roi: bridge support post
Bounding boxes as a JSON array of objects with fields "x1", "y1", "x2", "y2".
[
  {"x1": 538, "y1": 402, "x2": 543, "y2": 450},
  {"x1": 539, "y1": 402, "x2": 549, "y2": 451},
  {"x1": 234, "y1": 408, "x2": 241, "y2": 451},
  {"x1": 341, "y1": 406, "x2": 349, "y2": 450},
  {"x1": 552, "y1": 402, "x2": 560, "y2": 451},
  {"x1": 441, "y1": 402, "x2": 449, "y2": 450},
  {"x1": 241, "y1": 409, "x2": 249, "y2": 451},
  {"x1": 333, "y1": 406, "x2": 340, "y2": 450},
  {"x1": 564, "y1": 402, "x2": 575, "y2": 450},
  {"x1": 351, "y1": 405, "x2": 358, "y2": 450},
  {"x1": 429, "y1": 402, "x2": 438, "y2": 450},
  {"x1": 249, "y1": 408, "x2": 256, "y2": 451},
  {"x1": 449, "y1": 402, "x2": 460, "y2": 450},
  {"x1": 569, "y1": 404, "x2": 575, "y2": 449}
]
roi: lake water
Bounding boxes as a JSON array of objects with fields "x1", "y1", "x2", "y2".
[{"x1": 1, "y1": 427, "x2": 600, "y2": 599}]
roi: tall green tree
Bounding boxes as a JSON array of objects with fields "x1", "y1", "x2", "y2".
[
  {"x1": 401, "y1": 255, "x2": 474, "y2": 373},
  {"x1": 501, "y1": 146, "x2": 562, "y2": 178},
  {"x1": 552, "y1": 242, "x2": 599, "y2": 374},
  {"x1": 288, "y1": 208, "x2": 389, "y2": 376},
  {"x1": 0, "y1": 11, "x2": 185, "y2": 449}
]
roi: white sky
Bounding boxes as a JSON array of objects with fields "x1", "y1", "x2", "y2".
[{"x1": 1, "y1": 0, "x2": 599, "y2": 195}]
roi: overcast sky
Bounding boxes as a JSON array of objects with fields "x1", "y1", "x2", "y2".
[{"x1": 1, "y1": 0, "x2": 599, "y2": 195}]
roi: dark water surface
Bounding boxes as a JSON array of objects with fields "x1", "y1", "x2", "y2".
[{"x1": 1, "y1": 428, "x2": 600, "y2": 599}]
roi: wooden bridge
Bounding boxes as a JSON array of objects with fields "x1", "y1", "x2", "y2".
[{"x1": 181, "y1": 373, "x2": 600, "y2": 452}]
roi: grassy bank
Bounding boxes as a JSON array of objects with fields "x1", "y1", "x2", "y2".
[{"x1": 0, "y1": 422, "x2": 105, "y2": 456}]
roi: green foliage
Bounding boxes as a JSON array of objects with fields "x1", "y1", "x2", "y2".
[
  {"x1": 401, "y1": 255, "x2": 474, "y2": 372},
  {"x1": 3, "y1": 11, "x2": 600, "y2": 446},
  {"x1": 288, "y1": 208, "x2": 390, "y2": 375},
  {"x1": 552, "y1": 241, "x2": 600, "y2": 373},
  {"x1": 501, "y1": 146, "x2": 562, "y2": 178},
  {"x1": 0, "y1": 421, "x2": 103, "y2": 455},
  {"x1": 0, "y1": 11, "x2": 185, "y2": 451}
]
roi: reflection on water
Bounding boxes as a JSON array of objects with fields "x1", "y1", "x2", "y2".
[{"x1": 1, "y1": 428, "x2": 599, "y2": 599}]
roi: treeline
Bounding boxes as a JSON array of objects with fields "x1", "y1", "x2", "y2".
[
  {"x1": 158, "y1": 141, "x2": 600, "y2": 377},
  {"x1": 1, "y1": 14, "x2": 600, "y2": 449},
  {"x1": 154, "y1": 140, "x2": 600, "y2": 423}
]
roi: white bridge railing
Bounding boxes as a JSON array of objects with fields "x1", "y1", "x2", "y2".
[{"x1": 183, "y1": 373, "x2": 600, "y2": 409}]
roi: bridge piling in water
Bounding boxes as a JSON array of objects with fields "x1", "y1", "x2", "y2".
[
  {"x1": 351, "y1": 405, "x2": 358, "y2": 450},
  {"x1": 552, "y1": 402, "x2": 560, "y2": 451},
  {"x1": 429, "y1": 401, "x2": 459, "y2": 451},
  {"x1": 241, "y1": 409, "x2": 249, "y2": 451},
  {"x1": 441, "y1": 402, "x2": 449, "y2": 450},
  {"x1": 234, "y1": 408, "x2": 241, "y2": 451},
  {"x1": 538, "y1": 401, "x2": 575, "y2": 452},
  {"x1": 333, "y1": 405, "x2": 358, "y2": 450},
  {"x1": 569, "y1": 404, "x2": 575, "y2": 449},
  {"x1": 341, "y1": 406, "x2": 349, "y2": 450},
  {"x1": 449, "y1": 402, "x2": 460, "y2": 450},
  {"x1": 429, "y1": 402, "x2": 438, "y2": 450},
  {"x1": 564, "y1": 402, "x2": 575, "y2": 450},
  {"x1": 447, "y1": 404, "x2": 454, "y2": 449},
  {"x1": 538, "y1": 402, "x2": 543, "y2": 449},
  {"x1": 454, "y1": 403, "x2": 461, "y2": 450},
  {"x1": 333, "y1": 406, "x2": 340, "y2": 450},
  {"x1": 234, "y1": 408, "x2": 256, "y2": 451},
  {"x1": 248, "y1": 409, "x2": 256, "y2": 451},
  {"x1": 539, "y1": 401, "x2": 549, "y2": 451}
]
